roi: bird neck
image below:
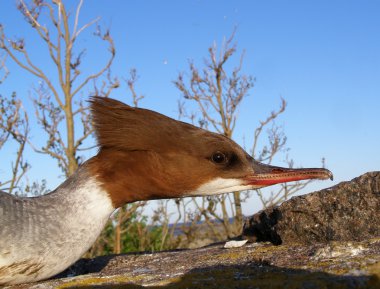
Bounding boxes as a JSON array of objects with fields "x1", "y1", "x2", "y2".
[
  {"x1": 87, "y1": 149, "x2": 192, "y2": 207},
  {"x1": 0, "y1": 164, "x2": 115, "y2": 284}
]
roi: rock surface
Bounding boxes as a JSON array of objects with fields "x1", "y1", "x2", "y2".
[
  {"x1": 243, "y1": 172, "x2": 380, "y2": 244},
  {"x1": 4, "y1": 239, "x2": 380, "y2": 289},
  {"x1": 3, "y1": 172, "x2": 380, "y2": 289}
]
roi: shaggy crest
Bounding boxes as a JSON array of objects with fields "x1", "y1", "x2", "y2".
[{"x1": 90, "y1": 96, "x2": 217, "y2": 153}]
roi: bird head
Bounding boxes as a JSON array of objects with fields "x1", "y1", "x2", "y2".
[{"x1": 88, "y1": 97, "x2": 332, "y2": 208}]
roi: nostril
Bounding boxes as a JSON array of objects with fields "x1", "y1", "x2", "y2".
[{"x1": 271, "y1": 169, "x2": 285, "y2": 173}]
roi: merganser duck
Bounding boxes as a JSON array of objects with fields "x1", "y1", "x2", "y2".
[{"x1": 0, "y1": 96, "x2": 333, "y2": 285}]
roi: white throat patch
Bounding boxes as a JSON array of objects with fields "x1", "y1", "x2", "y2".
[{"x1": 188, "y1": 177, "x2": 252, "y2": 196}]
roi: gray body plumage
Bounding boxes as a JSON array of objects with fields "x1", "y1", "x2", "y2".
[{"x1": 0, "y1": 165, "x2": 114, "y2": 285}]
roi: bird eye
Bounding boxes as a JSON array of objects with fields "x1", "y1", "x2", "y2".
[{"x1": 212, "y1": 152, "x2": 227, "y2": 164}]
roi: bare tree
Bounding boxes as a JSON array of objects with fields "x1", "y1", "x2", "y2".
[
  {"x1": 0, "y1": 92, "x2": 30, "y2": 195},
  {"x1": 0, "y1": 50, "x2": 30, "y2": 196},
  {"x1": 0, "y1": 57, "x2": 29, "y2": 195},
  {"x1": 173, "y1": 31, "x2": 305, "y2": 243},
  {"x1": 124, "y1": 68, "x2": 144, "y2": 107},
  {"x1": 0, "y1": 53, "x2": 9, "y2": 84},
  {"x1": 174, "y1": 31, "x2": 255, "y2": 238},
  {"x1": 0, "y1": 0, "x2": 118, "y2": 177}
]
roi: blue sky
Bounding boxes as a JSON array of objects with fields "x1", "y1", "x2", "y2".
[{"x1": 0, "y1": 1, "x2": 379, "y2": 215}]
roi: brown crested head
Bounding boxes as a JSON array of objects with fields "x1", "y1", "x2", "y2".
[{"x1": 88, "y1": 96, "x2": 333, "y2": 208}]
